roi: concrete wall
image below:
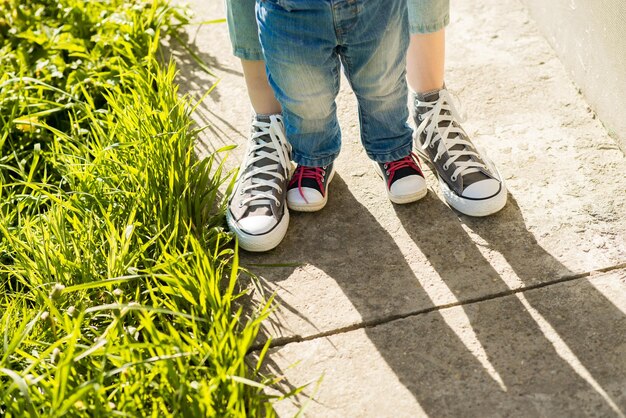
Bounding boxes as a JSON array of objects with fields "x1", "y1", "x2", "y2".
[{"x1": 520, "y1": 0, "x2": 626, "y2": 152}]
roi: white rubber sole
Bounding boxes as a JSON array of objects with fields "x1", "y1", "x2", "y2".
[
  {"x1": 287, "y1": 167, "x2": 335, "y2": 212},
  {"x1": 440, "y1": 176, "x2": 507, "y2": 217},
  {"x1": 388, "y1": 186, "x2": 428, "y2": 204},
  {"x1": 415, "y1": 146, "x2": 508, "y2": 217},
  {"x1": 373, "y1": 161, "x2": 428, "y2": 204},
  {"x1": 226, "y1": 209, "x2": 290, "y2": 252}
]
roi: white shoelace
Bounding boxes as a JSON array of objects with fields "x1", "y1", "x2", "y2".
[
  {"x1": 415, "y1": 89, "x2": 487, "y2": 182},
  {"x1": 238, "y1": 115, "x2": 291, "y2": 208}
]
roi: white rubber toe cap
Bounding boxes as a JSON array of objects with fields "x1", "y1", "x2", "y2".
[
  {"x1": 388, "y1": 175, "x2": 428, "y2": 204},
  {"x1": 462, "y1": 178, "x2": 501, "y2": 199},
  {"x1": 287, "y1": 188, "x2": 324, "y2": 206},
  {"x1": 390, "y1": 175, "x2": 427, "y2": 197},
  {"x1": 238, "y1": 215, "x2": 277, "y2": 235},
  {"x1": 226, "y1": 208, "x2": 289, "y2": 252}
]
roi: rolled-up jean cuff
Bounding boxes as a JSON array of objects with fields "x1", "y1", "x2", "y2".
[
  {"x1": 291, "y1": 151, "x2": 339, "y2": 168},
  {"x1": 407, "y1": 0, "x2": 450, "y2": 34},
  {"x1": 367, "y1": 141, "x2": 413, "y2": 164},
  {"x1": 409, "y1": 14, "x2": 449, "y2": 34},
  {"x1": 232, "y1": 47, "x2": 265, "y2": 61},
  {"x1": 225, "y1": 0, "x2": 264, "y2": 60}
]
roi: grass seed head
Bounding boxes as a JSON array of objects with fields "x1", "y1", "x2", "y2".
[
  {"x1": 50, "y1": 347, "x2": 61, "y2": 364},
  {"x1": 49, "y1": 283, "x2": 65, "y2": 300}
]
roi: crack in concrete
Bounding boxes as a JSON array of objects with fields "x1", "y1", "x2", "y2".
[{"x1": 250, "y1": 262, "x2": 626, "y2": 352}]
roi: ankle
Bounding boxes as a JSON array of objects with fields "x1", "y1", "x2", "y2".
[
  {"x1": 253, "y1": 112, "x2": 281, "y2": 123},
  {"x1": 413, "y1": 83, "x2": 446, "y2": 101}
]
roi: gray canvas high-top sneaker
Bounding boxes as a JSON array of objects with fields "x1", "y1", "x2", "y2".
[
  {"x1": 413, "y1": 88, "x2": 507, "y2": 217},
  {"x1": 227, "y1": 114, "x2": 291, "y2": 252}
]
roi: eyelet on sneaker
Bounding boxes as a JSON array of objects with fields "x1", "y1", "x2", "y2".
[
  {"x1": 443, "y1": 164, "x2": 449, "y2": 170},
  {"x1": 238, "y1": 202, "x2": 243, "y2": 208},
  {"x1": 451, "y1": 175, "x2": 458, "y2": 181},
  {"x1": 276, "y1": 201, "x2": 281, "y2": 207},
  {"x1": 384, "y1": 164, "x2": 388, "y2": 169},
  {"x1": 386, "y1": 170, "x2": 390, "y2": 175}
]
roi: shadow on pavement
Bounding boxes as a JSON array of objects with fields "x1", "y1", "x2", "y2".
[
  {"x1": 162, "y1": 26, "x2": 242, "y2": 102},
  {"x1": 394, "y1": 194, "x2": 626, "y2": 415},
  {"x1": 247, "y1": 176, "x2": 626, "y2": 415}
]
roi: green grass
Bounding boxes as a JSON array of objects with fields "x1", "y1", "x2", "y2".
[{"x1": 0, "y1": 0, "x2": 285, "y2": 416}]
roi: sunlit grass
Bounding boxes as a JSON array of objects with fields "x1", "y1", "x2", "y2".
[{"x1": 0, "y1": 0, "x2": 284, "y2": 416}]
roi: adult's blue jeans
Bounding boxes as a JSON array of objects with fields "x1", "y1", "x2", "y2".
[{"x1": 258, "y1": 0, "x2": 414, "y2": 166}]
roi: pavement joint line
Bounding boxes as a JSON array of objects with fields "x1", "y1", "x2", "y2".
[{"x1": 249, "y1": 262, "x2": 626, "y2": 353}]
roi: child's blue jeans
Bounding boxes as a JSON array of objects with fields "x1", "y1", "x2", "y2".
[
  {"x1": 256, "y1": 0, "x2": 415, "y2": 166},
  {"x1": 225, "y1": 0, "x2": 450, "y2": 166},
  {"x1": 225, "y1": 0, "x2": 450, "y2": 61}
]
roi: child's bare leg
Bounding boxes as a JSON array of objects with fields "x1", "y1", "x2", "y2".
[{"x1": 241, "y1": 60, "x2": 281, "y2": 115}]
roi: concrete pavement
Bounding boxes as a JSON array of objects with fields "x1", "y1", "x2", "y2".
[{"x1": 169, "y1": 0, "x2": 626, "y2": 415}]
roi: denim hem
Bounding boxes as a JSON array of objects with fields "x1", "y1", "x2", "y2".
[
  {"x1": 366, "y1": 141, "x2": 413, "y2": 163},
  {"x1": 291, "y1": 150, "x2": 339, "y2": 168},
  {"x1": 409, "y1": 14, "x2": 450, "y2": 34},
  {"x1": 233, "y1": 47, "x2": 265, "y2": 62}
]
